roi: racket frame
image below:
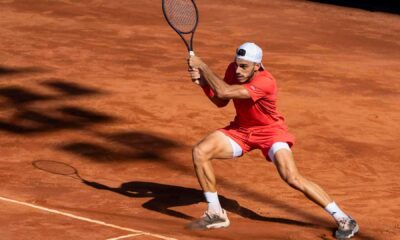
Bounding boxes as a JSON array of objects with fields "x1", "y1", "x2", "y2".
[{"x1": 161, "y1": 0, "x2": 200, "y2": 53}]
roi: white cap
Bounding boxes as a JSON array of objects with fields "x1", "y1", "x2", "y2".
[{"x1": 236, "y1": 42, "x2": 264, "y2": 69}]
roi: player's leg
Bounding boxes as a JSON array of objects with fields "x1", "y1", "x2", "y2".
[
  {"x1": 192, "y1": 131, "x2": 232, "y2": 192},
  {"x1": 189, "y1": 130, "x2": 243, "y2": 229},
  {"x1": 270, "y1": 142, "x2": 359, "y2": 239},
  {"x1": 269, "y1": 143, "x2": 331, "y2": 206},
  {"x1": 193, "y1": 130, "x2": 242, "y2": 209}
]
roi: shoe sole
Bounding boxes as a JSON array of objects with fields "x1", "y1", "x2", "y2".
[
  {"x1": 206, "y1": 219, "x2": 230, "y2": 229},
  {"x1": 336, "y1": 224, "x2": 359, "y2": 239}
]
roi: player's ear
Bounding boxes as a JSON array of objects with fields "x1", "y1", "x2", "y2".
[{"x1": 254, "y1": 63, "x2": 261, "y2": 71}]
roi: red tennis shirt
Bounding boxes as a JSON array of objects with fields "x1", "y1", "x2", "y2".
[{"x1": 224, "y1": 62, "x2": 286, "y2": 128}]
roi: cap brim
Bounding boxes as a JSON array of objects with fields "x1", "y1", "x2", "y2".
[{"x1": 235, "y1": 56, "x2": 265, "y2": 70}]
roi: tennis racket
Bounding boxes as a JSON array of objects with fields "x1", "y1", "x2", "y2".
[
  {"x1": 33, "y1": 160, "x2": 85, "y2": 182},
  {"x1": 162, "y1": 0, "x2": 200, "y2": 84}
]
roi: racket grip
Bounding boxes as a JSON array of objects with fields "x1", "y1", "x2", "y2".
[{"x1": 189, "y1": 51, "x2": 200, "y2": 85}]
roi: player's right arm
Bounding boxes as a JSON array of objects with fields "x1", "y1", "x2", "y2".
[{"x1": 189, "y1": 68, "x2": 230, "y2": 108}]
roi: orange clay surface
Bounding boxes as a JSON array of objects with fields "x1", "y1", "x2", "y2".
[{"x1": 0, "y1": 0, "x2": 399, "y2": 239}]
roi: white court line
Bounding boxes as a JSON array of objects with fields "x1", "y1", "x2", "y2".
[
  {"x1": 107, "y1": 233, "x2": 142, "y2": 240},
  {"x1": 0, "y1": 196, "x2": 177, "y2": 240}
]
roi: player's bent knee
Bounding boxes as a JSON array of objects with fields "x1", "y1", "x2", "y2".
[{"x1": 192, "y1": 145, "x2": 211, "y2": 165}]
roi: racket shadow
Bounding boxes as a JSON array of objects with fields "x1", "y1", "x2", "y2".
[
  {"x1": 83, "y1": 180, "x2": 321, "y2": 229},
  {"x1": 32, "y1": 160, "x2": 84, "y2": 181}
]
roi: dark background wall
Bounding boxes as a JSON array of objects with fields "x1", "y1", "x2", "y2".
[{"x1": 310, "y1": 0, "x2": 400, "y2": 14}]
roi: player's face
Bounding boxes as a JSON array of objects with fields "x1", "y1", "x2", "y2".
[{"x1": 235, "y1": 59, "x2": 260, "y2": 83}]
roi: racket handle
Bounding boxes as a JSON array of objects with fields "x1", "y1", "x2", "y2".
[{"x1": 189, "y1": 51, "x2": 200, "y2": 85}]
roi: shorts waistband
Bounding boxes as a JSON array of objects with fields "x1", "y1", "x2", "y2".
[{"x1": 229, "y1": 119, "x2": 286, "y2": 130}]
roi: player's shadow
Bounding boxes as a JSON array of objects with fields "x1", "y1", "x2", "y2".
[
  {"x1": 83, "y1": 180, "x2": 318, "y2": 228},
  {"x1": 309, "y1": 0, "x2": 400, "y2": 15}
]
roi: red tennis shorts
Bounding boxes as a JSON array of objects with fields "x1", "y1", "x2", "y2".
[{"x1": 219, "y1": 121, "x2": 295, "y2": 161}]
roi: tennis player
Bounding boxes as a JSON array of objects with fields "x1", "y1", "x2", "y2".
[{"x1": 187, "y1": 42, "x2": 359, "y2": 239}]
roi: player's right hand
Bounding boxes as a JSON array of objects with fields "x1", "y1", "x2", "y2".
[{"x1": 188, "y1": 67, "x2": 201, "y2": 84}]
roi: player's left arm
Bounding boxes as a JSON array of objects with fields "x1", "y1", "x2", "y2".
[{"x1": 189, "y1": 56, "x2": 251, "y2": 100}]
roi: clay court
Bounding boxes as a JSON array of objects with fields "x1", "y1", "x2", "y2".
[{"x1": 0, "y1": 0, "x2": 399, "y2": 239}]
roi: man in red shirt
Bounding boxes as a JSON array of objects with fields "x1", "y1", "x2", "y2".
[{"x1": 187, "y1": 42, "x2": 359, "y2": 239}]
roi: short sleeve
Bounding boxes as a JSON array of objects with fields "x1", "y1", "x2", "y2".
[
  {"x1": 223, "y1": 62, "x2": 237, "y2": 84},
  {"x1": 243, "y1": 76, "x2": 275, "y2": 102}
]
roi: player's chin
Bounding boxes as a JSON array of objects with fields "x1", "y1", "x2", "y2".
[{"x1": 237, "y1": 77, "x2": 248, "y2": 83}]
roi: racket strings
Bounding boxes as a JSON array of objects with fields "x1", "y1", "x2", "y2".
[{"x1": 164, "y1": 0, "x2": 197, "y2": 33}]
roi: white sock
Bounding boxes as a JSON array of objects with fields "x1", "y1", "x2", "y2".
[
  {"x1": 324, "y1": 202, "x2": 350, "y2": 223},
  {"x1": 204, "y1": 191, "x2": 222, "y2": 214}
]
